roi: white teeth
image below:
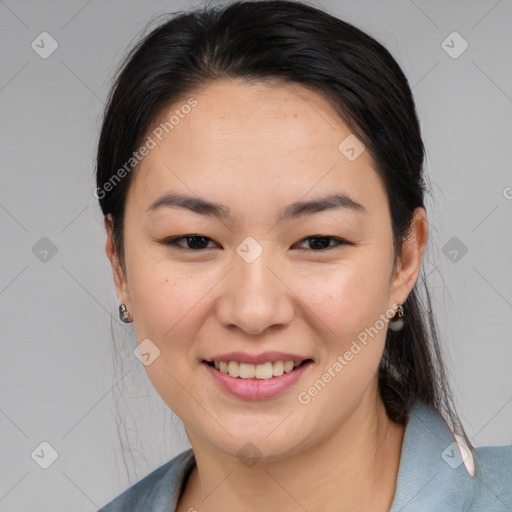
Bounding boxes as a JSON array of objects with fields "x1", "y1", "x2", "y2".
[
  {"x1": 255, "y1": 362, "x2": 273, "y2": 380},
  {"x1": 228, "y1": 360, "x2": 239, "y2": 377},
  {"x1": 284, "y1": 361, "x2": 294, "y2": 373},
  {"x1": 211, "y1": 360, "x2": 306, "y2": 379},
  {"x1": 273, "y1": 360, "x2": 284, "y2": 377},
  {"x1": 239, "y1": 362, "x2": 255, "y2": 379}
]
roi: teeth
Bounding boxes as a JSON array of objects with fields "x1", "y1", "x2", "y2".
[
  {"x1": 239, "y1": 362, "x2": 256, "y2": 378},
  {"x1": 212, "y1": 360, "x2": 305, "y2": 379},
  {"x1": 228, "y1": 360, "x2": 239, "y2": 377},
  {"x1": 273, "y1": 360, "x2": 284, "y2": 376}
]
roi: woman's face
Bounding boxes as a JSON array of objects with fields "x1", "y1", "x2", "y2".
[{"x1": 106, "y1": 79, "x2": 426, "y2": 460}]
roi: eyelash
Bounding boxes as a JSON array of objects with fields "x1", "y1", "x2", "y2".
[{"x1": 161, "y1": 235, "x2": 349, "y2": 251}]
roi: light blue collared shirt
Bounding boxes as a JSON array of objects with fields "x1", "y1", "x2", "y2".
[{"x1": 98, "y1": 402, "x2": 512, "y2": 511}]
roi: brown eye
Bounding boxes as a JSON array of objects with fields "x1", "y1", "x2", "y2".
[
  {"x1": 294, "y1": 236, "x2": 348, "y2": 251},
  {"x1": 163, "y1": 235, "x2": 218, "y2": 250}
]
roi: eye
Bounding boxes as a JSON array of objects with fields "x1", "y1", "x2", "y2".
[
  {"x1": 161, "y1": 234, "x2": 349, "y2": 252},
  {"x1": 294, "y1": 236, "x2": 348, "y2": 251},
  {"x1": 162, "y1": 235, "x2": 218, "y2": 250}
]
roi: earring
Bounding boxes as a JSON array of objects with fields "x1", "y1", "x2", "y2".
[
  {"x1": 389, "y1": 304, "x2": 404, "y2": 331},
  {"x1": 119, "y1": 303, "x2": 133, "y2": 323}
]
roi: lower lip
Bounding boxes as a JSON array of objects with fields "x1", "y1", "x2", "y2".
[{"x1": 202, "y1": 361, "x2": 314, "y2": 400}]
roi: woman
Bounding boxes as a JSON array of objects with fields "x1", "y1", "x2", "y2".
[{"x1": 95, "y1": 1, "x2": 512, "y2": 510}]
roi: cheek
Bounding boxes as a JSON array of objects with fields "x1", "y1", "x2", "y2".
[
  {"x1": 127, "y1": 252, "x2": 207, "y2": 339},
  {"x1": 297, "y1": 257, "x2": 392, "y2": 341},
  {"x1": 293, "y1": 266, "x2": 391, "y2": 419},
  {"x1": 126, "y1": 260, "x2": 211, "y2": 419}
]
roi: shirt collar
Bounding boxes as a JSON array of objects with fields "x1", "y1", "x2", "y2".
[{"x1": 389, "y1": 401, "x2": 476, "y2": 511}]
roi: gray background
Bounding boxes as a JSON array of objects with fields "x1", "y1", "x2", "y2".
[{"x1": 1, "y1": 0, "x2": 511, "y2": 510}]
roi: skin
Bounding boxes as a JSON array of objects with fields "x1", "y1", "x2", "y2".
[{"x1": 105, "y1": 79, "x2": 428, "y2": 512}]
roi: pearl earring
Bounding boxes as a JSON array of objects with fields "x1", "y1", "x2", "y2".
[{"x1": 389, "y1": 304, "x2": 404, "y2": 331}]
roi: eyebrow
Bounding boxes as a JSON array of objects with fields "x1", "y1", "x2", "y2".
[{"x1": 146, "y1": 191, "x2": 366, "y2": 221}]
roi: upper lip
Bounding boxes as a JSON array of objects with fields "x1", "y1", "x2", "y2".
[{"x1": 203, "y1": 351, "x2": 313, "y2": 365}]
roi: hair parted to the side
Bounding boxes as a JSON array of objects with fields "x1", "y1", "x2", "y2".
[{"x1": 96, "y1": 0, "x2": 473, "y2": 464}]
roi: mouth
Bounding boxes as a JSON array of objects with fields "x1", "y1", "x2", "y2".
[{"x1": 202, "y1": 358, "x2": 314, "y2": 380}]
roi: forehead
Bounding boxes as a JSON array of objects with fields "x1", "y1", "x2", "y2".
[{"x1": 127, "y1": 79, "x2": 386, "y2": 218}]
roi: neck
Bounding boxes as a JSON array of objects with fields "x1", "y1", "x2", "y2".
[{"x1": 178, "y1": 382, "x2": 405, "y2": 512}]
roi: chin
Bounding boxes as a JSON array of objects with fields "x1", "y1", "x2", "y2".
[{"x1": 197, "y1": 422, "x2": 313, "y2": 464}]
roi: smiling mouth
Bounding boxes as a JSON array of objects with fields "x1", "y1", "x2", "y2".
[{"x1": 202, "y1": 359, "x2": 313, "y2": 380}]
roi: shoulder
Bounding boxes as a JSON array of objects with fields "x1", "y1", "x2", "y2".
[
  {"x1": 390, "y1": 402, "x2": 512, "y2": 511},
  {"x1": 470, "y1": 443, "x2": 512, "y2": 510},
  {"x1": 97, "y1": 448, "x2": 195, "y2": 512}
]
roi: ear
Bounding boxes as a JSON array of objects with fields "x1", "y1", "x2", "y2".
[
  {"x1": 104, "y1": 214, "x2": 132, "y2": 312},
  {"x1": 390, "y1": 207, "x2": 428, "y2": 304}
]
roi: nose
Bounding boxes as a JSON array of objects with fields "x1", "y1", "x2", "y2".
[{"x1": 215, "y1": 249, "x2": 295, "y2": 335}]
